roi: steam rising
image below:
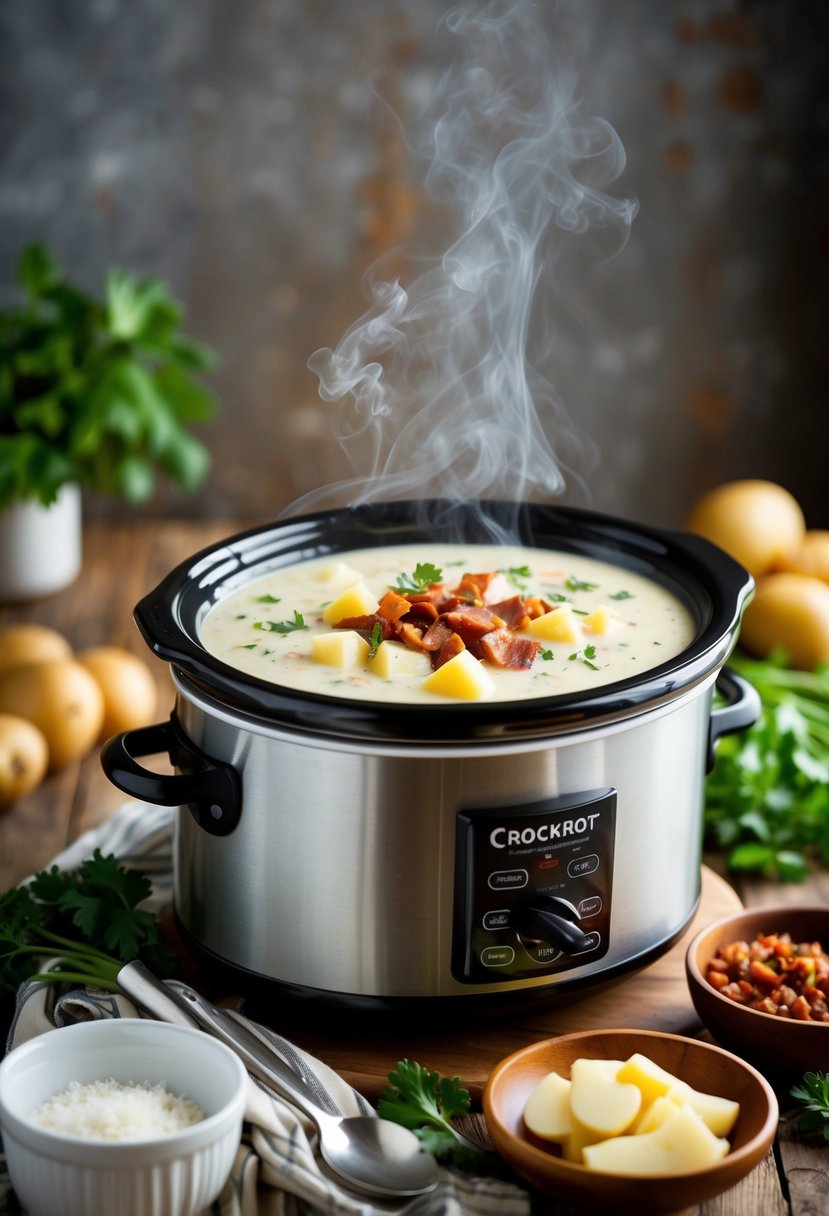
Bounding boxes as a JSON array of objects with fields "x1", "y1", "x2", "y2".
[{"x1": 297, "y1": 0, "x2": 637, "y2": 533}]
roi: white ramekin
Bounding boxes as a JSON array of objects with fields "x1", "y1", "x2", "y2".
[{"x1": 0, "y1": 1018, "x2": 248, "y2": 1216}]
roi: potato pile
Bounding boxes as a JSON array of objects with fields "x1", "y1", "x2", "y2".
[
  {"x1": 523, "y1": 1052, "x2": 739, "y2": 1174},
  {"x1": 0, "y1": 624, "x2": 157, "y2": 808},
  {"x1": 686, "y1": 480, "x2": 829, "y2": 669}
]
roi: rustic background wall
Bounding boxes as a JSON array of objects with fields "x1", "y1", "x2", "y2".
[{"x1": 1, "y1": 0, "x2": 826, "y2": 529}]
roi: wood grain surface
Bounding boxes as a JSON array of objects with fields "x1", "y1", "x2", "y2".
[{"x1": 1, "y1": 519, "x2": 827, "y2": 1216}]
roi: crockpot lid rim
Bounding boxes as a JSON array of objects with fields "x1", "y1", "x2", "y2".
[{"x1": 134, "y1": 500, "x2": 751, "y2": 740}]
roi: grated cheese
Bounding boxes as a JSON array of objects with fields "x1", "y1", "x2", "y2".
[{"x1": 29, "y1": 1077, "x2": 204, "y2": 1140}]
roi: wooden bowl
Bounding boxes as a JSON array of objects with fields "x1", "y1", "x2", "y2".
[
  {"x1": 686, "y1": 903, "x2": 829, "y2": 1079},
  {"x1": 482, "y1": 1029, "x2": 777, "y2": 1214}
]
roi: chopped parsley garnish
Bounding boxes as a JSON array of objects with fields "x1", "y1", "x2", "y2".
[
  {"x1": 500, "y1": 564, "x2": 532, "y2": 591},
  {"x1": 569, "y1": 644, "x2": 599, "y2": 671},
  {"x1": 368, "y1": 621, "x2": 383, "y2": 660},
  {"x1": 540, "y1": 648, "x2": 554, "y2": 661},
  {"x1": 255, "y1": 593, "x2": 280, "y2": 604},
  {"x1": 610, "y1": 589, "x2": 633, "y2": 601},
  {"x1": 393, "y1": 562, "x2": 443, "y2": 594},
  {"x1": 254, "y1": 610, "x2": 308, "y2": 634},
  {"x1": 547, "y1": 592, "x2": 569, "y2": 602},
  {"x1": 565, "y1": 576, "x2": 598, "y2": 593}
]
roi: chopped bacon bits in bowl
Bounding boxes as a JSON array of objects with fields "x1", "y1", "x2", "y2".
[
  {"x1": 706, "y1": 933, "x2": 829, "y2": 1022},
  {"x1": 686, "y1": 906, "x2": 829, "y2": 1078}
]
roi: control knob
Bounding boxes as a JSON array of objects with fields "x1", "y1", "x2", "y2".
[{"x1": 512, "y1": 895, "x2": 592, "y2": 953}]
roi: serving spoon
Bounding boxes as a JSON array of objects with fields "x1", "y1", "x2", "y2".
[{"x1": 118, "y1": 961, "x2": 439, "y2": 1200}]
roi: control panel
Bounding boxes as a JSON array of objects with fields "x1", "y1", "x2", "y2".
[{"x1": 452, "y1": 788, "x2": 616, "y2": 984}]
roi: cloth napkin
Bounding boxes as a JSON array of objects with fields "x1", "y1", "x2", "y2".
[{"x1": 1, "y1": 802, "x2": 530, "y2": 1216}]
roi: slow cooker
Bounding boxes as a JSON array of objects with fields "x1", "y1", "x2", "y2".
[{"x1": 102, "y1": 500, "x2": 758, "y2": 1011}]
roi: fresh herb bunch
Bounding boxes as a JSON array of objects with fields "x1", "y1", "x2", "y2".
[
  {"x1": 0, "y1": 849, "x2": 176, "y2": 993},
  {"x1": 378, "y1": 1059, "x2": 486, "y2": 1171},
  {"x1": 790, "y1": 1071, "x2": 829, "y2": 1140},
  {"x1": 0, "y1": 242, "x2": 218, "y2": 508},
  {"x1": 704, "y1": 649, "x2": 829, "y2": 882}
]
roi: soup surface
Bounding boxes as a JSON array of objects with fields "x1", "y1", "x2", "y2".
[{"x1": 200, "y1": 543, "x2": 696, "y2": 704}]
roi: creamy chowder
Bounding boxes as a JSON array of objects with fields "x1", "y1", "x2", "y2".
[{"x1": 199, "y1": 543, "x2": 696, "y2": 704}]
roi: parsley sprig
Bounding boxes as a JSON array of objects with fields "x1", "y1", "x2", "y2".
[
  {"x1": 0, "y1": 850, "x2": 176, "y2": 993},
  {"x1": 254, "y1": 610, "x2": 308, "y2": 634},
  {"x1": 378, "y1": 1059, "x2": 486, "y2": 1170},
  {"x1": 500, "y1": 564, "x2": 532, "y2": 592},
  {"x1": 569, "y1": 644, "x2": 599, "y2": 671},
  {"x1": 367, "y1": 621, "x2": 384, "y2": 660},
  {"x1": 790, "y1": 1071, "x2": 829, "y2": 1139},
  {"x1": 393, "y1": 563, "x2": 442, "y2": 594}
]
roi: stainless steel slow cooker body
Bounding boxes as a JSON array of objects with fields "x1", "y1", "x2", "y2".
[{"x1": 102, "y1": 500, "x2": 757, "y2": 1009}]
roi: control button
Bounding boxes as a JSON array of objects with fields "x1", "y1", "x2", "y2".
[
  {"x1": 579, "y1": 895, "x2": 603, "y2": 918},
  {"x1": 572, "y1": 931, "x2": 601, "y2": 954},
  {"x1": 483, "y1": 909, "x2": 511, "y2": 931},
  {"x1": 488, "y1": 869, "x2": 528, "y2": 891},
  {"x1": 568, "y1": 854, "x2": 599, "y2": 878},
  {"x1": 523, "y1": 941, "x2": 563, "y2": 966},
  {"x1": 480, "y1": 945, "x2": 515, "y2": 968}
]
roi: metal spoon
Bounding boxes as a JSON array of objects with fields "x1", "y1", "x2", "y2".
[{"x1": 118, "y1": 962, "x2": 439, "y2": 1199}]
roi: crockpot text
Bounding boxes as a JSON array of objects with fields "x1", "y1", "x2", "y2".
[{"x1": 489, "y1": 815, "x2": 601, "y2": 849}]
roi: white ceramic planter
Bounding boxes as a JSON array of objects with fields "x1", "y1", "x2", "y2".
[{"x1": 0, "y1": 483, "x2": 82, "y2": 602}]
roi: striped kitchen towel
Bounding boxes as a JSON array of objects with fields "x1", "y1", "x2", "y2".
[{"x1": 1, "y1": 801, "x2": 531, "y2": 1216}]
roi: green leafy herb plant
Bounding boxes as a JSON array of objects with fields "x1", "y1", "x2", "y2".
[
  {"x1": 704, "y1": 649, "x2": 829, "y2": 881},
  {"x1": 0, "y1": 849, "x2": 176, "y2": 993},
  {"x1": 378, "y1": 1059, "x2": 486, "y2": 1171},
  {"x1": 0, "y1": 243, "x2": 218, "y2": 508},
  {"x1": 790, "y1": 1071, "x2": 829, "y2": 1140},
  {"x1": 393, "y1": 563, "x2": 443, "y2": 594}
]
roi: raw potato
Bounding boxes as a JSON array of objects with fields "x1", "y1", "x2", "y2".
[
  {"x1": 523, "y1": 1071, "x2": 572, "y2": 1144},
  {"x1": 633, "y1": 1095, "x2": 681, "y2": 1135},
  {"x1": 76, "y1": 646, "x2": 158, "y2": 739},
  {"x1": 615, "y1": 1053, "x2": 739, "y2": 1137},
  {"x1": 615, "y1": 1052, "x2": 679, "y2": 1106},
  {"x1": 775, "y1": 530, "x2": 829, "y2": 583},
  {"x1": 0, "y1": 713, "x2": 49, "y2": 807},
  {"x1": 0, "y1": 623, "x2": 72, "y2": 678},
  {"x1": 522, "y1": 1052, "x2": 740, "y2": 1172},
  {"x1": 666, "y1": 1084, "x2": 740, "y2": 1138},
  {"x1": 0, "y1": 659, "x2": 104, "y2": 771},
  {"x1": 685, "y1": 479, "x2": 805, "y2": 578},
  {"x1": 569, "y1": 1058, "x2": 641, "y2": 1138},
  {"x1": 581, "y1": 1103, "x2": 730, "y2": 1174},
  {"x1": 739, "y1": 572, "x2": 829, "y2": 669}
]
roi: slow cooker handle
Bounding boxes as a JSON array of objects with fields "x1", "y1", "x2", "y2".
[
  {"x1": 706, "y1": 668, "x2": 761, "y2": 771},
  {"x1": 100, "y1": 714, "x2": 242, "y2": 836}
]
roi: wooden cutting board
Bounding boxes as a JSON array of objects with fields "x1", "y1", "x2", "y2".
[{"x1": 248, "y1": 866, "x2": 740, "y2": 1101}]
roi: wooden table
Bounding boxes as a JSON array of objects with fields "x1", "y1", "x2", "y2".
[{"x1": 1, "y1": 519, "x2": 827, "y2": 1215}]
